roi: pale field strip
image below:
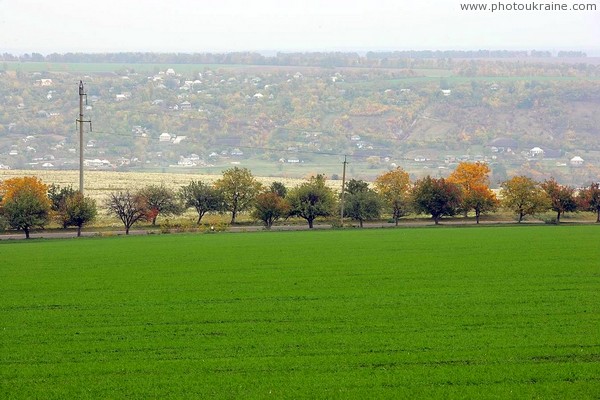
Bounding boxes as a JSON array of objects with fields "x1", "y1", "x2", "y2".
[{"x1": 0, "y1": 170, "x2": 343, "y2": 204}]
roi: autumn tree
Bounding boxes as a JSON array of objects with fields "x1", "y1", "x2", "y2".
[
  {"x1": 343, "y1": 179, "x2": 382, "y2": 228},
  {"x1": 0, "y1": 177, "x2": 51, "y2": 239},
  {"x1": 105, "y1": 190, "x2": 148, "y2": 235},
  {"x1": 578, "y1": 182, "x2": 600, "y2": 222},
  {"x1": 540, "y1": 178, "x2": 578, "y2": 223},
  {"x1": 179, "y1": 180, "x2": 224, "y2": 224},
  {"x1": 252, "y1": 192, "x2": 290, "y2": 229},
  {"x1": 215, "y1": 167, "x2": 262, "y2": 224},
  {"x1": 374, "y1": 167, "x2": 411, "y2": 225},
  {"x1": 287, "y1": 174, "x2": 337, "y2": 228},
  {"x1": 500, "y1": 176, "x2": 550, "y2": 223},
  {"x1": 465, "y1": 185, "x2": 499, "y2": 224},
  {"x1": 138, "y1": 184, "x2": 182, "y2": 225},
  {"x1": 64, "y1": 192, "x2": 97, "y2": 237},
  {"x1": 411, "y1": 176, "x2": 462, "y2": 224},
  {"x1": 447, "y1": 162, "x2": 498, "y2": 223}
]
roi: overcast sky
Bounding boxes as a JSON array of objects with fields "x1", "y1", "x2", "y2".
[{"x1": 1, "y1": 0, "x2": 598, "y2": 54}]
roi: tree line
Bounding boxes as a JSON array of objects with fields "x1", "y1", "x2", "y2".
[{"x1": 1, "y1": 164, "x2": 599, "y2": 238}]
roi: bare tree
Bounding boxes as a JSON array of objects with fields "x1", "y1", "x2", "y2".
[{"x1": 105, "y1": 191, "x2": 147, "y2": 235}]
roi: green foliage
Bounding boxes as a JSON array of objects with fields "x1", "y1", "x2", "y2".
[
  {"x1": 287, "y1": 174, "x2": 337, "y2": 228},
  {"x1": 63, "y1": 193, "x2": 97, "y2": 237},
  {"x1": 214, "y1": 167, "x2": 262, "y2": 224},
  {"x1": 179, "y1": 180, "x2": 224, "y2": 224},
  {"x1": 0, "y1": 227, "x2": 599, "y2": 398},
  {"x1": 269, "y1": 181, "x2": 288, "y2": 198},
  {"x1": 47, "y1": 184, "x2": 77, "y2": 228},
  {"x1": 411, "y1": 176, "x2": 462, "y2": 224},
  {"x1": 138, "y1": 184, "x2": 182, "y2": 225},
  {"x1": 343, "y1": 179, "x2": 382, "y2": 227}
]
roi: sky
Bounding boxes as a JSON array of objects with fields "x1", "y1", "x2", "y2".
[{"x1": 0, "y1": 0, "x2": 598, "y2": 55}]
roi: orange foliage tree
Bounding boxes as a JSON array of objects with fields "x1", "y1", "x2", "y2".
[
  {"x1": 448, "y1": 162, "x2": 498, "y2": 222},
  {"x1": 0, "y1": 177, "x2": 51, "y2": 238}
]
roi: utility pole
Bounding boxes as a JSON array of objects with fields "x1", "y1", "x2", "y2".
[
  {"x1": 340, "y1": 155, "x2": 347, "y2": 226},
  {"x1": 76, "y1": 81, "x2": 91, "y2": 194}
]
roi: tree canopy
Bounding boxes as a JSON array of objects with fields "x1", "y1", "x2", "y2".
[
  {"x1": 215, "y1": 167, "x2": 262, "y2": 224},
  {"x1": 447, "y1": 162, "x2": 497, "y2": 222},
  {"x1": 0, "y1": 177, "x2": 51, "y2": 238},
  {"x1": 578, "y1": 182, "x2": 600, "y2": 223},
  {"x1": 138, "y1": 184, "x2": 182, "y2": 225},
  {"x1": 541, "y1": 178, "x2": 577, "y2": 223},
  {"x1": 374, "y1": 168, "x2": 411, "y2": 226},
  {"x1": 411, "y1": 176, "x2": 462, "y2": 224},
  {"x1": 64, "y1": 192, "x2": 97, "y2": 237},
  {"x1": 180, "y1": 180, "x2": 224, "y2": 224},
  {"x1": 287, "y1": 175, "x2": 336, "y2": 228},
  {"x1": 500, "y1": 176, "x2": 550, "y2": 222},
  {"x1": 343, "y1": 179, "x2": 382, "y2": 228},
  {"x1": 252, "y1": 192, "x2": 290, "y2": 229}
]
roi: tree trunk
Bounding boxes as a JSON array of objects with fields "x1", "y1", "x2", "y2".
[
  {"x1": 125, "y1": 225, "x2": 130, "y2": 235},
  {"x1": 308, "y1": 218, "x2": 314, "y2": 229},
  {"x1": 556, "y1": 211, "x2": 561, "y2": 223},
  {"x1": 359, "y1": 219, "x2": 363, "y2": 228},
  {"x1": 77, "y1": 225, "x2": 82, "y2": 237},
  {"x1": 518, "y1": 212, "x2": 524, "y2": 223},
  {"x1": 475, "y1": 210, "x2": 480, "y2": 224},
  {"x1": 395, "y1": 218, "x2": 399, "y2": 226},
  {"x1": 230, "y1": 211, "x2": 236, "y2": 224},
  {"x1": 152, "y1": 216, "x2": 157, "y2": 226},
  {"x1": 25, "y1": 228, "x2": 30, "y2": 239},
  {"x1": 597, "y1": 209, "x2": 600, "y2": 223},
  {"x1": 434, "y1": 215, "x2": 440, "y2": 225}
]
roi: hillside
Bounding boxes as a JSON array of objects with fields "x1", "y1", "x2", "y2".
[{"x1": 1, "y1": 53, "x2": 600, "y2": 186}]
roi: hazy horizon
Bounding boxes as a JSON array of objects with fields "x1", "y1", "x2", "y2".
[{"x1": 1, "y1": 1, "x2": 598, "y2": 56}]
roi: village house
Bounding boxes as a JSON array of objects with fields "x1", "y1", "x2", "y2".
[{"x1": 570, "y1": 156, "x2": 584, "y2": 166}]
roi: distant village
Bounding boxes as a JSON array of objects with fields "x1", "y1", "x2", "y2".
[{"x1": 1, "y1": 54, "x2": 599, "y2": 186}]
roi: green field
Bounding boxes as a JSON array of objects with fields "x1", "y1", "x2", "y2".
[{"x1": 1, "y1": 226, "x2": 599, "y2": 398}]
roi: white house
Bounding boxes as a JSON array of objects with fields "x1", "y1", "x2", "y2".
[
  {"x1": 570, "y1": 156, "x2": 584, "y2": 166},
  {"x1": 529, "y1": 147, "x2": 544, "y2": 157},
  {"x1": 159, "y1": 132, "x2": 172, "y2": 142}
]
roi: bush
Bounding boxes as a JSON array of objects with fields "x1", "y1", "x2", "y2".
[
  {"x1": 0, "y1": 215, "x2": 8, "y2": 232},
  {"x1": 160, "y1": 219, "x2": 173, "y2": 234}
]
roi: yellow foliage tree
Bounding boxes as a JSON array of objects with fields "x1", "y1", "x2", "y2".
[{"x1": 374, "y1": 167, "x2": 411, "y2": 225}]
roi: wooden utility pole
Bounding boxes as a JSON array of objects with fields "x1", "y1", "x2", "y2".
[
  {"x1": 340, "y1": 155, "x2": 347, "y2": 226},
  {"x1": 76, "y1": 81, "x2": 91, "y2": 194}
]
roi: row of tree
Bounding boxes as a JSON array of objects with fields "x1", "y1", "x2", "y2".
[{"x1": 1, "y1": 164, "x2": 600, "y2": 238}]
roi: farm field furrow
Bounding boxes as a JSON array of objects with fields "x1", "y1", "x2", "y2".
[{"x1": 0, "y1": 226, "x2": 599, "y2": 398}]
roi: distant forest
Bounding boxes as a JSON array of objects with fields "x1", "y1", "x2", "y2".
[{"x1": 0, "y1": 50, "x2": 588, "y2": 68}]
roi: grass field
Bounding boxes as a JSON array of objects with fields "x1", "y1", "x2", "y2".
[{"x1": 1, "y1": 226, "x2": 599, "y2": 398}]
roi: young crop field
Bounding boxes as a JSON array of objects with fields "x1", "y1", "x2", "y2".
[{"x1": 0, "y1": 226, "x2": 599, "y2": 398}]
